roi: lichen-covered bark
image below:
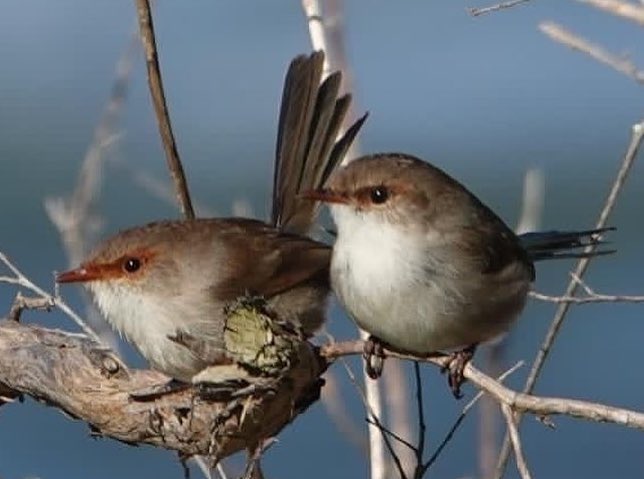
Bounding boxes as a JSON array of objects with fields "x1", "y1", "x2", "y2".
[{"x1": 0, "y1": 302, "x2": 326, "y2": 461}]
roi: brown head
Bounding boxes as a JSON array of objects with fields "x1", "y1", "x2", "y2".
[
  {"x1": 303, "y1": 153, "x2": 504, "y2": 233},
  {"x1": 56, "y1": 220, "x2": 224, "y2": 294}
]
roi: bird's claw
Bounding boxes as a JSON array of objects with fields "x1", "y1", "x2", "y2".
[
  {"x1": 442, "y1": 344, "x2": 476, "y2": 399},
  {"x1": 363, "y1": 336, "x2": 386, "y2": 379}
]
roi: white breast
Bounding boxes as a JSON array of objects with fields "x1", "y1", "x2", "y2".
[
  {"x1": 330, "y1": 206, "x2": 448, "y2": 351},
  {"x1": 87, "y1": 281, "x2": 203, "y2": 380},
  {"x1": 329, "y1": 205, "x2": 527, "y2": 353}
]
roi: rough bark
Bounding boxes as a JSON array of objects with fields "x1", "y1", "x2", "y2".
[{"x1": 0, "y1": 301, "x2": 326, "y2": 462}]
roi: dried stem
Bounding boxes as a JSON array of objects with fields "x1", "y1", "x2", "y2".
[{"x1": 134, "y1": 0, "x2": 195, "y2": 219}]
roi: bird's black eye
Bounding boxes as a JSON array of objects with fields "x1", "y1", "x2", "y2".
[
  {"x1": 123, "y1": 257, "x2": 141, "y2": 273},
  {"x1": 370, "y1": 186, "x2": 389, "y2": 204}
]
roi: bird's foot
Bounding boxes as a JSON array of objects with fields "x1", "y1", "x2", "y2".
[
  {"x1": 363, "y1": 335, "x2": 386, "y2": 379},
  {"x1": 442, "y1": 344, "x2": 477, "y2": 399}
]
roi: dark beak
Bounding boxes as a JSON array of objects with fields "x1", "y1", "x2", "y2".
[
  {"x1": 56, "y1": 265, "x2": 100, "y2": 283},
  {"x1": 300, "y1": 188, "x2": 348, "y2": 204}
]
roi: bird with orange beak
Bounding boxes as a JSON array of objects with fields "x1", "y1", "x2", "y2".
[{"x1": 57, "y1": 52, "x2": 366, "y2": 382}]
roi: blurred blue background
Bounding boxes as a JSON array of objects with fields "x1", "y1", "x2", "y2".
[{"x1": 1, "y1": 1, "x2": 643, "y2": 478}]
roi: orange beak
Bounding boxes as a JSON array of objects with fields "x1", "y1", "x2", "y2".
[
  {"x1": 300, "y1": 188, "x2": 349, "y2": 204},
  {"x1": 56, "y1": 265, "x2": 103, "y2": 283}
]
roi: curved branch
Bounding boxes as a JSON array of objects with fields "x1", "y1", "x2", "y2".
[{"x1": 0, "y1": 317, "x2": 324, "y2": 462}]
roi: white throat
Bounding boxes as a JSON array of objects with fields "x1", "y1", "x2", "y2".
[{"x1": 329, "y1": 206, "x2": 431, "y2": 339}]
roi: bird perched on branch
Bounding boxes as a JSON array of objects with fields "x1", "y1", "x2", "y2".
[
  {"x1": 305, "y1": 153, "x2": 613, "y2": 397},
  {"x1": 57, "y1": 52, "x2": 366, "y2": 382}
]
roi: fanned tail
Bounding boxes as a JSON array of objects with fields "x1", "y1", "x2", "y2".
[
  {"x1": 519, "y1": 227, "x2": 615, "y2": 261},
  {"x1": 271, "y1": 51, "x2": 367, "y2": 234}
]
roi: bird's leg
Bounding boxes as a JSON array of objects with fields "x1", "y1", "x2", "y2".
[
  {"x1": 443, "y1": 344, "x2": 477, "y2": 399},
  {"x1": 363, "y1": 335, "x2": 386, "y2": 379}
]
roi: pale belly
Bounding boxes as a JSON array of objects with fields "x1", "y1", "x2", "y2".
[{"x1": 330, "y1": 221, "x2": 529, "y2": 354}]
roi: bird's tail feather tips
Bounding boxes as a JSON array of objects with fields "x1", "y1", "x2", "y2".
[{"x1": 520, "y1": 227, "x2": 616, "y2": 261}]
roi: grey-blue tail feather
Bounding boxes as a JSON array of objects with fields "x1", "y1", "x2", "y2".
[{"x1": 519, "y1": 227, "x2": 615, "y2": 261}]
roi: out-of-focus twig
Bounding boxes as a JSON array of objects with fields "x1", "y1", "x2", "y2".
[
  {"x1": 339, "y1": 358, "x2": 406, "y2": 479},
  {"x1": 580, "y1": 0, "x2": 644, "y2": 27},
  {"x1": 468, "y1": 0, "x2": 533, "y2": 17},
  {"x1": 45, "y1": 33, "x2": 137, "y2": 348},
  {"x1": 320, "y1": 368, "x2": 369, "y2": 456},
  {"x1": 495, "y1": 120, "x2": 644, "y2": 478},
  {"x1": 515, "y1": 168, "x2": 545, "y2": 235},
  {"x1": 540, "y1": 22, "x2": 644, "y2": 86},
  {"x1": 135, "y1": 0, "x2": 195, "y2": 219},
  {"x1": 300, "y1": 2, "x2": 385, "y2": 478},
  {"x1": 301, "y1": 0, "x2": 332, "y2": 77}
]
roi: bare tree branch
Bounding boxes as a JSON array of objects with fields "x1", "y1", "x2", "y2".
[
  {"x1": 321, "y1": 341, "x2": 644, "y2": 431},
  {"x1": 495, "y1": 119, "x2": 644, "y2": 478},
  {"x1": 0, "y1": 309, "x2": 325, "y2": 462},
  {"x1": 134, "y1": 0, "x2": 195, "y2": 219},
  {"x1": 530, "y1": 291, "x2": 644, "y2": 304}
]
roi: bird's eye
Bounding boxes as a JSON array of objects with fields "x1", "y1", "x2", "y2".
[
  {"x1": 123, "y1": 257, "x2": 141, "y2": 273},
  {"x1": 370, "y1": 186, "x2": 389, "y2": 204}
]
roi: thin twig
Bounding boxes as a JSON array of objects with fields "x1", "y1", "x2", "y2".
[
  {"x1": 134, "y1": 0, "x2": 195, "y2": 219},
  {"x1": 412, "y1": 363, "x2": 426, "y2": 479},
  {"x1": 468, "y1": 0, "x2": 533, "y2": 17},
  {"x1": 530, "y1": 291, "x2": 644, "y2": 304},
  {"x1": 580, "y1": 0, "x2": 644, "y2": 27},
  {"x1": 494, "y1": 119, "x2": 644, "y2": 478},
  {"x1": 421, "y1": 361, "x2": 524, "y2": 474},
  {"x1": 320, "y1": 367, "x2": 369, "y2": 455},
  {"x1": 501, "y1": 404, "x2": 533, "y2": 479},
  {"x1": 540, "y1": 22, "x2": 644, "y2": 86},
  {"x1": 339, "y1": 359, "x2": 407, "y2": 479},
  {"x1": 0, "y1": 252, "x2": 103, "y2": 344}
]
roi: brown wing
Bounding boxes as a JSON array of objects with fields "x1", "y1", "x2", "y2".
[
  {"x1": 457, "y1": 200, "x2": 536, "y2": 281},
  {"x1": 212, "y1": 218, "x2": 331, "y2": 300},
  {"x1": 272, "y1": 51, "x2": 366, "y2": 234}
]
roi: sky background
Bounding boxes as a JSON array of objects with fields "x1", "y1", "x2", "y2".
[{"x1": 0, "y1": 1, "x2": 643, "y2": 478}]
